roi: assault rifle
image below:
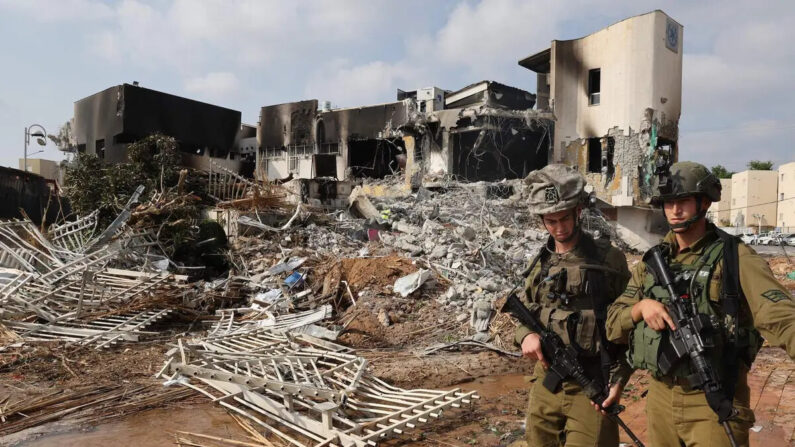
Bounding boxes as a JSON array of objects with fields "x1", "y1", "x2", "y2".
[
  {"x1": 501, "y1": 293, "x2": 645, "y2": 447},
  {"x1": 644, "y1": 246, "x2": 739, "y2": 447}
]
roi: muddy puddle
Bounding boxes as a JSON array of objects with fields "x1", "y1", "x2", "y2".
[
  {"x1": 16, "y1": 404, "x2": 242, "y2": 447},
  {"x1": 16, "y1": 376, "x2": 531, "y2": 447},
  {"x1": 452, "y1": 373, "x2": 528, "y2": 398}
]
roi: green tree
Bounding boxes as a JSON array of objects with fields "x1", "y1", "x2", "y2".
[
  {"x1": 747, "y1": 160, "x2": 773, "y2": 170},
  {"x1": 62, "y1": 153, "x2": 109, "y2": 217},
  {"x1": 62, "y1": 133, "x2": 183, "y2": 225},
  {"x1": 710, "y1": 165, "x2": 734, "y2": 179}
]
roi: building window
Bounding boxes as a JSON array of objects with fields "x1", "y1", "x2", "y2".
[
  {"x1": 289, "y1": 156, "x2": 299, "y2": 172},
  {"x1": 587, "y1": 138, "x2": 601, "y2": 173},
  {"x1": 782, "y1": 193, "x2": 785, "y2": 200},
  {"x1": 588, "y1": 69, "x2": 601, "y2": 105},
  {"x1": 96, "y1": 139, "x2": 105, "y2": 160},
  {"x1": 732, "y1": 198, "x2": 736, "y2": 205}
]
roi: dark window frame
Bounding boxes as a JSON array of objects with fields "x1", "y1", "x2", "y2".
[{"x1": 588, "y1": 68, "x2": 601, "y2": 105}]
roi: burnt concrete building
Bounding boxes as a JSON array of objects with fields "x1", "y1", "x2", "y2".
[
  {"x1": 257, "y1": 80, "x2": 553, "y2": 183},
  {"x1": 519, "y1": 10, "x2": 683, "y2": 248},
  {"x1": 73, "y1": 83, "x2": 242, "y2": 168},
  {"x1": 258, "y1": 99, "x2": 414, "y2": 181}
]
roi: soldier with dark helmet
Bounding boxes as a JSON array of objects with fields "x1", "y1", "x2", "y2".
[
  {"x1": 516, "y1": 164, "x2": 631, "y2": 447},
  {"x1": 606, "y1": 161, "x2": 795, "y2": 447}
]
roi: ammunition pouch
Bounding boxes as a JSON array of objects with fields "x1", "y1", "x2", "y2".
[
  {"x1": 628, "y1": 321, "x2": 664, "y2": 376},
  {"x1": 543, "y1": 308, "x2": 599, "y2": 356}
]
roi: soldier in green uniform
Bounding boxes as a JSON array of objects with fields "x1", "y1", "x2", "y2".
[
  {"x1": 606, "y1": 161, "x2": 795, "y2": 447},
  {"x1": 516, "y1": 164, "x2": 632, "y2": 447}
]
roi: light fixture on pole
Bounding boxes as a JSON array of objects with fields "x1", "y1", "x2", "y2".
[
  {"x1": 24, "y1": 124, "x2": 48, "y2": 173},
  {"x1": 752, "y1": 213, "x2": 764, "y2": 235}
]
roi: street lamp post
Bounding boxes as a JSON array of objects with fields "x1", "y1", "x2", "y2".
[
  {"x1": 24, "y1": 124, "x2": 48, "y2": 173},
  {"x1": 752, "y1": 213, "x2": 764, "y2": 236}
]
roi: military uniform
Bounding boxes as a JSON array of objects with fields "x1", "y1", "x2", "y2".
[
  {"x1": 605, "y1": 161, "x2": 795, "y2": 447},
  {"x1": 516, "y1": 163, "x2": 632, "y2": 447}
]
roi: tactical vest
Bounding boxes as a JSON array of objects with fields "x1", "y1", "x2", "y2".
[
  {"x1": 628, "y1": 237, "x2": 762, "y2": 382},
  {"x1": 527, "y1": 235, "x2": 615, "y2": 358}
]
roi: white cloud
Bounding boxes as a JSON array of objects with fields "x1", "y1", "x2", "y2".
[
  {"x1": 0, "y1": 0, "x2": 113, "y2": 22},
  {"x1": 305, "y1": 61, "x2": 418, "y2": 107},
  {"x1": 3, "y1": 0, "x2": 795, "y2": 171},
  {"x1": 184, "y1": 72, "x2": 241, "y2": 101}
]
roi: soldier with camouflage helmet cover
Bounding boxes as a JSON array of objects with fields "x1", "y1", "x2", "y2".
[
  {"x1": 606, "y1": 161, "x2": 795, "y2": 446},
  {"x1": 515, "y1": 164, "x2": 631, "y2": 446}
]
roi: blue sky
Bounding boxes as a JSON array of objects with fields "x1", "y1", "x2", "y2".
[{"x1": 1, "y1": 0, "x2": 793, "y2": 173}]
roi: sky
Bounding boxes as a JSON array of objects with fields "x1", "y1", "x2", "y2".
[{"x1": 0, "y1": 0, "x2": 793, "y2": 173}]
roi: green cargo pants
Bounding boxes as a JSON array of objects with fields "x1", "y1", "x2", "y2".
[
  {"x1": 525, "y1": 367, "x2": 619, "y2": 447},
  {"x1": 645, "y1": 373, "x2": 756, "y2": 447}
]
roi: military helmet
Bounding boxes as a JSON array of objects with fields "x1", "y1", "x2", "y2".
[
  {"x1": 524, "y1": 164, "x2": 586, "y2": 215},
  {"x1": 651, "y1": 161, "x2": 721, "y2": 206}
]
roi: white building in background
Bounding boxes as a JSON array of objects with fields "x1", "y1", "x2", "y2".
[
  {"x1": 730, "y1": 170, "x2": 778, "y2": 231},
  {"x1": 708, "y1": 178, "x2": 732, "y2": 226},
  {"x1": 777, "y1": 162, "x2": 795, "y2": 230}
]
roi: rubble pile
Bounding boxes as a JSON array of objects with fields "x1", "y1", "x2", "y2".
[
  {"x1": 366, "y1": 178, "x2": 546, "y2": 309},
  {"x1": 0, "y1": 160, "x2": 637, "y2": 445}
]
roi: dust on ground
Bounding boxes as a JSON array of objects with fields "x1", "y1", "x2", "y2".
[{"x1": 3, "y1": 250, "x2": 794, "y2": 446}]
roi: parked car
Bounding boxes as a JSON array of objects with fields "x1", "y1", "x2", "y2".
[
  {"x1": 740, "y1": 233, "x2": 758, "y2": 245},
  {"x1": 757, "y1": 233, "x2": 779, "y2": 245},
  {"x1": 786, "y1": 235, "x2": 795, "y2": 246}
]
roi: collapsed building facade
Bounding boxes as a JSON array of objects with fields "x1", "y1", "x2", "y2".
[
  {"x1": 520, "y1": 10, "x2": 683, "y2": 248},
  {"x1": 256, "y1": 81, "x2": 552, "y2": 184}
]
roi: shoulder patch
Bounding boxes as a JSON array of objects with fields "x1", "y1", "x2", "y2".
[
  {"x1": 622, "y1": 285, "x2": 639, "y2": 297},
  {"x1": 761, "y1": 289, "x2": 791, "y2": 303}
]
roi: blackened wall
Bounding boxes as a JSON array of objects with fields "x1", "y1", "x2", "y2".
[
  {"x1": 0, "y1": 166, "x2": 66, "y2": 224},
  {"x1": 319, "y1": 101, "x2": 411, "y2": 142},
  {"x1": 74, "y1": 84, "x2": 241, "y2": 163},
  {"x1": 258, "y1": 100, "x2": 319, "y2": 148}
]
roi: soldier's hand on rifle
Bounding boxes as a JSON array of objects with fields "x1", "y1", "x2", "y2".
[
  {"x1": 591, "y1": 382, "x2": 623, "y2": 415},
  {"x1": 631, "y1": 298, "x2": 676, "y2": 331},
  {"x1": 521, "y1": 333, "x2": 549, "y2": 368}
]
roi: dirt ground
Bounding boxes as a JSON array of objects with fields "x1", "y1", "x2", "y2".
[{"x1": 2, "y1": 254, "x2": 794, "y2": 446}]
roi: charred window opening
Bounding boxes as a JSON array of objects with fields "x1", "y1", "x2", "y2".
[
  {"x1": 587, "y1": 138, "x2": 601, "y2": 173},
  {"x1": 588, "y1": 69, "x2": 601, "y2": 105},
  {"x1": 450, "y1": 123, "x2": 549, "y2": 181},
  {"x1": 603, "y1": 137, "x2": 615, "y2": 183},
  {"x1": 314, "y1": 154, "x2": 337, "y2": 178},
  {"x1": 347, "y1": 138, "x2": 405, "y2": 179},
  {"x1": 316, "y1": 120, "x2": 326, "y2": 144},
  {"x1": 96, "y1": 139, "x2": 105, "y2": 160},
  {"x1": 290, "y1": 110, "x2": 312, "y2": 146}
]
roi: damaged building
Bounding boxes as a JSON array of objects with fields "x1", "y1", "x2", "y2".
[
  {"x1": 255, "y1": 11, "x2": 681, "y2": 248},
  {"x1": 72, "y1": 83, "x2": 250, "y2": 172},
  {"x1": 68, "y1": 10, "x2": 682, "y2": 249},
  {"x1": 519, "y1": 9, "x2": 683, "y2": 248},
  {"x1": 256, "y1": 81, "x2": 553, "y2": 184}
]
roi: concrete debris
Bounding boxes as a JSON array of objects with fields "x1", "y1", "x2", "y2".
[
  {"x1": 393, "y1": 268, "x2": 431, "y2": 297},
  {"x1": 0, "y1": 173, "x2": 620, "y2": 444}
]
